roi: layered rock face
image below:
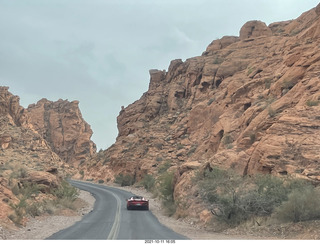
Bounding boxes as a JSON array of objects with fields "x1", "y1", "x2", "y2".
[
  {"x1": 82, "y1": 4, "x2": 320, "y2": 219},
  {"x1": 27, "y1": 99, "x2": 96, "y2": 166},
  {"x1": 84, "y1": 4, "x2": 320, "y2": 182}
]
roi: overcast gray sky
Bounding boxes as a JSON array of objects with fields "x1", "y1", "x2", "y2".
[{"x1": 0, "y1": 0, "x2": 318, "y2": 150}]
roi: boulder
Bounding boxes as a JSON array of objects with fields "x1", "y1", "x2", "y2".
[{"x1": 240, "y1": 20, "x2": 272, "y2": 40}]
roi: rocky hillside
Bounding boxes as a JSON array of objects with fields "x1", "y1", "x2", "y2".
[
  {"x1": 80, "y1": 3, "x2": 320, "y2": 219},
  {"x1": 0, "y1": 87, "x2": 64, "y2": 226}
]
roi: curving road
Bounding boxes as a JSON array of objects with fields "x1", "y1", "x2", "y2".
[{"x1": 47, "y1": 180, "x2": 188, "y2": 240}]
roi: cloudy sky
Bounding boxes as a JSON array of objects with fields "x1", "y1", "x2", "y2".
[{"x1": 0, "y1": 0, "x2": 318, "y2": 150}]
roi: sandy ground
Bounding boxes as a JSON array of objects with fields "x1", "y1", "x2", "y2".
[{"x1": 0, "y1": 183, "x2": 261, "y2": 240}]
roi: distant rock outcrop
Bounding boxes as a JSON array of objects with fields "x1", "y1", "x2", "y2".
[
  {"x1": 239, "y1": 20, "x2": 272, "y2": 40},
  {"x1": 0, "y1": 86, "x2": 28, "y2": 127},
  {"x1": 27, "y1": 99, "x2": 96, "y2": 166}
]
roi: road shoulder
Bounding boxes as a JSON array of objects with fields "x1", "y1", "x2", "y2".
[{"x1": 1, "y1": 189, "x2": 95, "y2": 240}]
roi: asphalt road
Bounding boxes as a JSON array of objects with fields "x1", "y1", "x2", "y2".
[{"x1": 47, "y1": 180, "x2": 188, "y2": 240}]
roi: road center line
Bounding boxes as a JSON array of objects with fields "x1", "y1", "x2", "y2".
[{"x1": 106, "y1": 189, "x2": 122, "y2": 240}]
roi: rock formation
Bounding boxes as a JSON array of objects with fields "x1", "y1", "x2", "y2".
[
  {"x1": 0, "y1": 86, "x2": 97, "y2": 227},
  {"x1": 0, "y1": 87, "x2": 67, "y2": 225},
  {"x1": 27, "y1": 98, "x2": 96, "y2": 166},
  {"x1": 80, "y1": 3, "x2": 320, "y2": 221}
]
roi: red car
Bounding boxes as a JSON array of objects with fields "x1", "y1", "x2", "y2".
[{"x1": 126, "y1": 196, "x2": 149, "y2": 210}]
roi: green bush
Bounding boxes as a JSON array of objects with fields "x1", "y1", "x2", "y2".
[
  {"x1": 9, "y1": 198, "x2": 27, "y2": 226},
  {"x1": 98, "y1": 179, "x2": 104, "y2": 184},
  {"x1": 275, "y1": 186, "x2": 320, "y2": 223},
  {"x1": 140, "y1": 174, "x2": 155, "y2": 191},
  {"x1": 114, "y1": 173, "x2": 135, "y2": 186},
  {"x1": 26, "y1": 202, "x2": 44, "y2": 217},
  {"x1": 196, "y1": 167, "x2": 320, "y2": 226},
  {"x1": 49, "y1": 180, "x2": 79, "y2": 211},
  {"x1": 51, "y1": 180, "x2": 79, "y2": 201},
  {"x1": 157, "y1": 171, "x2": 176, "y2": 216},
  {"x1": 198, "y1": 168, "x2": 248, "y2": 225},
  {"x1": 306, "y1": 100, "x2": 319, "y2": 106},
  {"x1": 158, "y1": 161, "x2": 171, "y2": 174}
]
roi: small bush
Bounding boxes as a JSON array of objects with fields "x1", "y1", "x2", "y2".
[
  {"x1": 114, "y1": 174, "x2": 135, "y2": 186},
  {"x1": 198, "y1": 168, "x2": 247, "y2": 225},
  {"x1": 222, "y1": 133, "x2": 233, "y2": 145},
  {"x1": 9, "y1": 198, "x2": 27, "y2": 226},
  {"x1": 157, "y1": 171, "x2": 176, "y2": 216},
  {"x1": 177, "y1": 144, "x2": 184, "y2": 150},
  {"x1": 207, "y1": 98, "x2": 215, "y2": 105},
  {"x1": 11, "y1": 182, "x2": 42, "y2": 199},
  {"x1": 306, "y1": 100, "x2": 319, "y2": 107},
  {"x1": 242, "y1": 174, "x2": 289, "y2": 217},
  {"x1": 51, "y1": 180, "x2": 79, "y2": 201},
  {"x1": 249, "y1": 133, "x2": 256, "y2": 144},
  {"x1": 268, "y1": 106, "x2": 276, "y2": 117},
  {"x1": 187, "y1": 144, "x2": 198, "y2": 157},
  {"x1": 158, "y1": 161, "x2": 171, "y2": 174},
  {"x1": 275, "y1": 186, "x2": 320, "y2": 223},
  {"x1": 140, "y1": 174, "x2": 155, "y2": 191},
  {"x1": 196, "y1": 167, "x2": 320, "y2": 226},
  {"x1": 26, "y1": 202, "x2": 44, "y2": 217},
  {"x1": 98, "y1": 179, "x2": 104, "y2": 184}
]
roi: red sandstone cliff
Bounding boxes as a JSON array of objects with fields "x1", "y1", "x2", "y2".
[
  {"x1": 81, "y1": 3, "x2": 320, "y2": 210},
  {"x1": 27, "y1": 99, "x2": 96, "y2": 166}
]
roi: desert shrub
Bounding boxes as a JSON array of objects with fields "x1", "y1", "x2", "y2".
[
  {"x1": 268, "y1": 106, "x2": 277, "y2": 117},
  {"x1": 51, "y1": 180, "x2": 79, "y2": 201},
  {"x1": 55, "y1": 197, "x2": 77, "y2": 210},
  {"x1": 198, "y1": 167, "x2": 248, "y2": 225},
  {"x1": 9, "y1": 182, "x2": 44, "y2": 224},
  {"x1": 249, "y1": 133, "x2": 256, "y2": 144},
  {"x1": 20, "y1": 183, "x2": 42, "y2": 198},
  {"x1": 158, "y1": 161, "x2": 171, "y2": 174},
  {"x1": 156, "y1": 157, "x2": 163, "y2": 162},
  {"x1": 207, "y1": 98, "x2": 215, "y2": 105},
  {"x1": 275, "y1": 185, "x2": 320, "y2": 223},
  {"x1": 140, "y1": 174, "x2": 155, "y2": 191},
  {"x1": 98, "y1": 179, "x2": 104, "y2": 184},
  {"x1": 11, "y1": 184, "x2": 20, "y2": 196},
  {"x1": 176, "y1": 144, "x2": 184, "y2": 150},
  {"x1": 197, "y1": 167, "x2": 320, "y2": 226},
  {"x1": 9, "y1": 198, "x2": 27, "y2": 226},
  {"x1": 10, "y1": 167, "x2": 28, "y2": 179},
  {"x1": 187, "y1": 144, "x2": 198, "y2": 156},
  {"x1": 157, "y1": 171, "x2": 176, "y2": 216},
  {"x1": 114, "y1": 173, "x2": 135, "y2": 186},
  {"x1": 222, "y1": 133, "x2": 233, "y2": 145},
  {"x1": 306, "y1": 100, "x2": 319, "y2": 106},
  {"x1": 196, "y1": 168, "x2": 299, "y2": 226},
  {"x1": 50, "y1": 180, "x2": 79, "y2": 210},
  {"x1": 11, "y1": 182, "x2": 42, "y2": 199},
  {"x1": 240, "y1": 174, "x2": 288, "y2": 218},
  {"x1": 26, "y1": 202, "x2": 44, "y2": 217},
  {"x1": 42, "y1": 200, "x2": 57, "y2": 215}
]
